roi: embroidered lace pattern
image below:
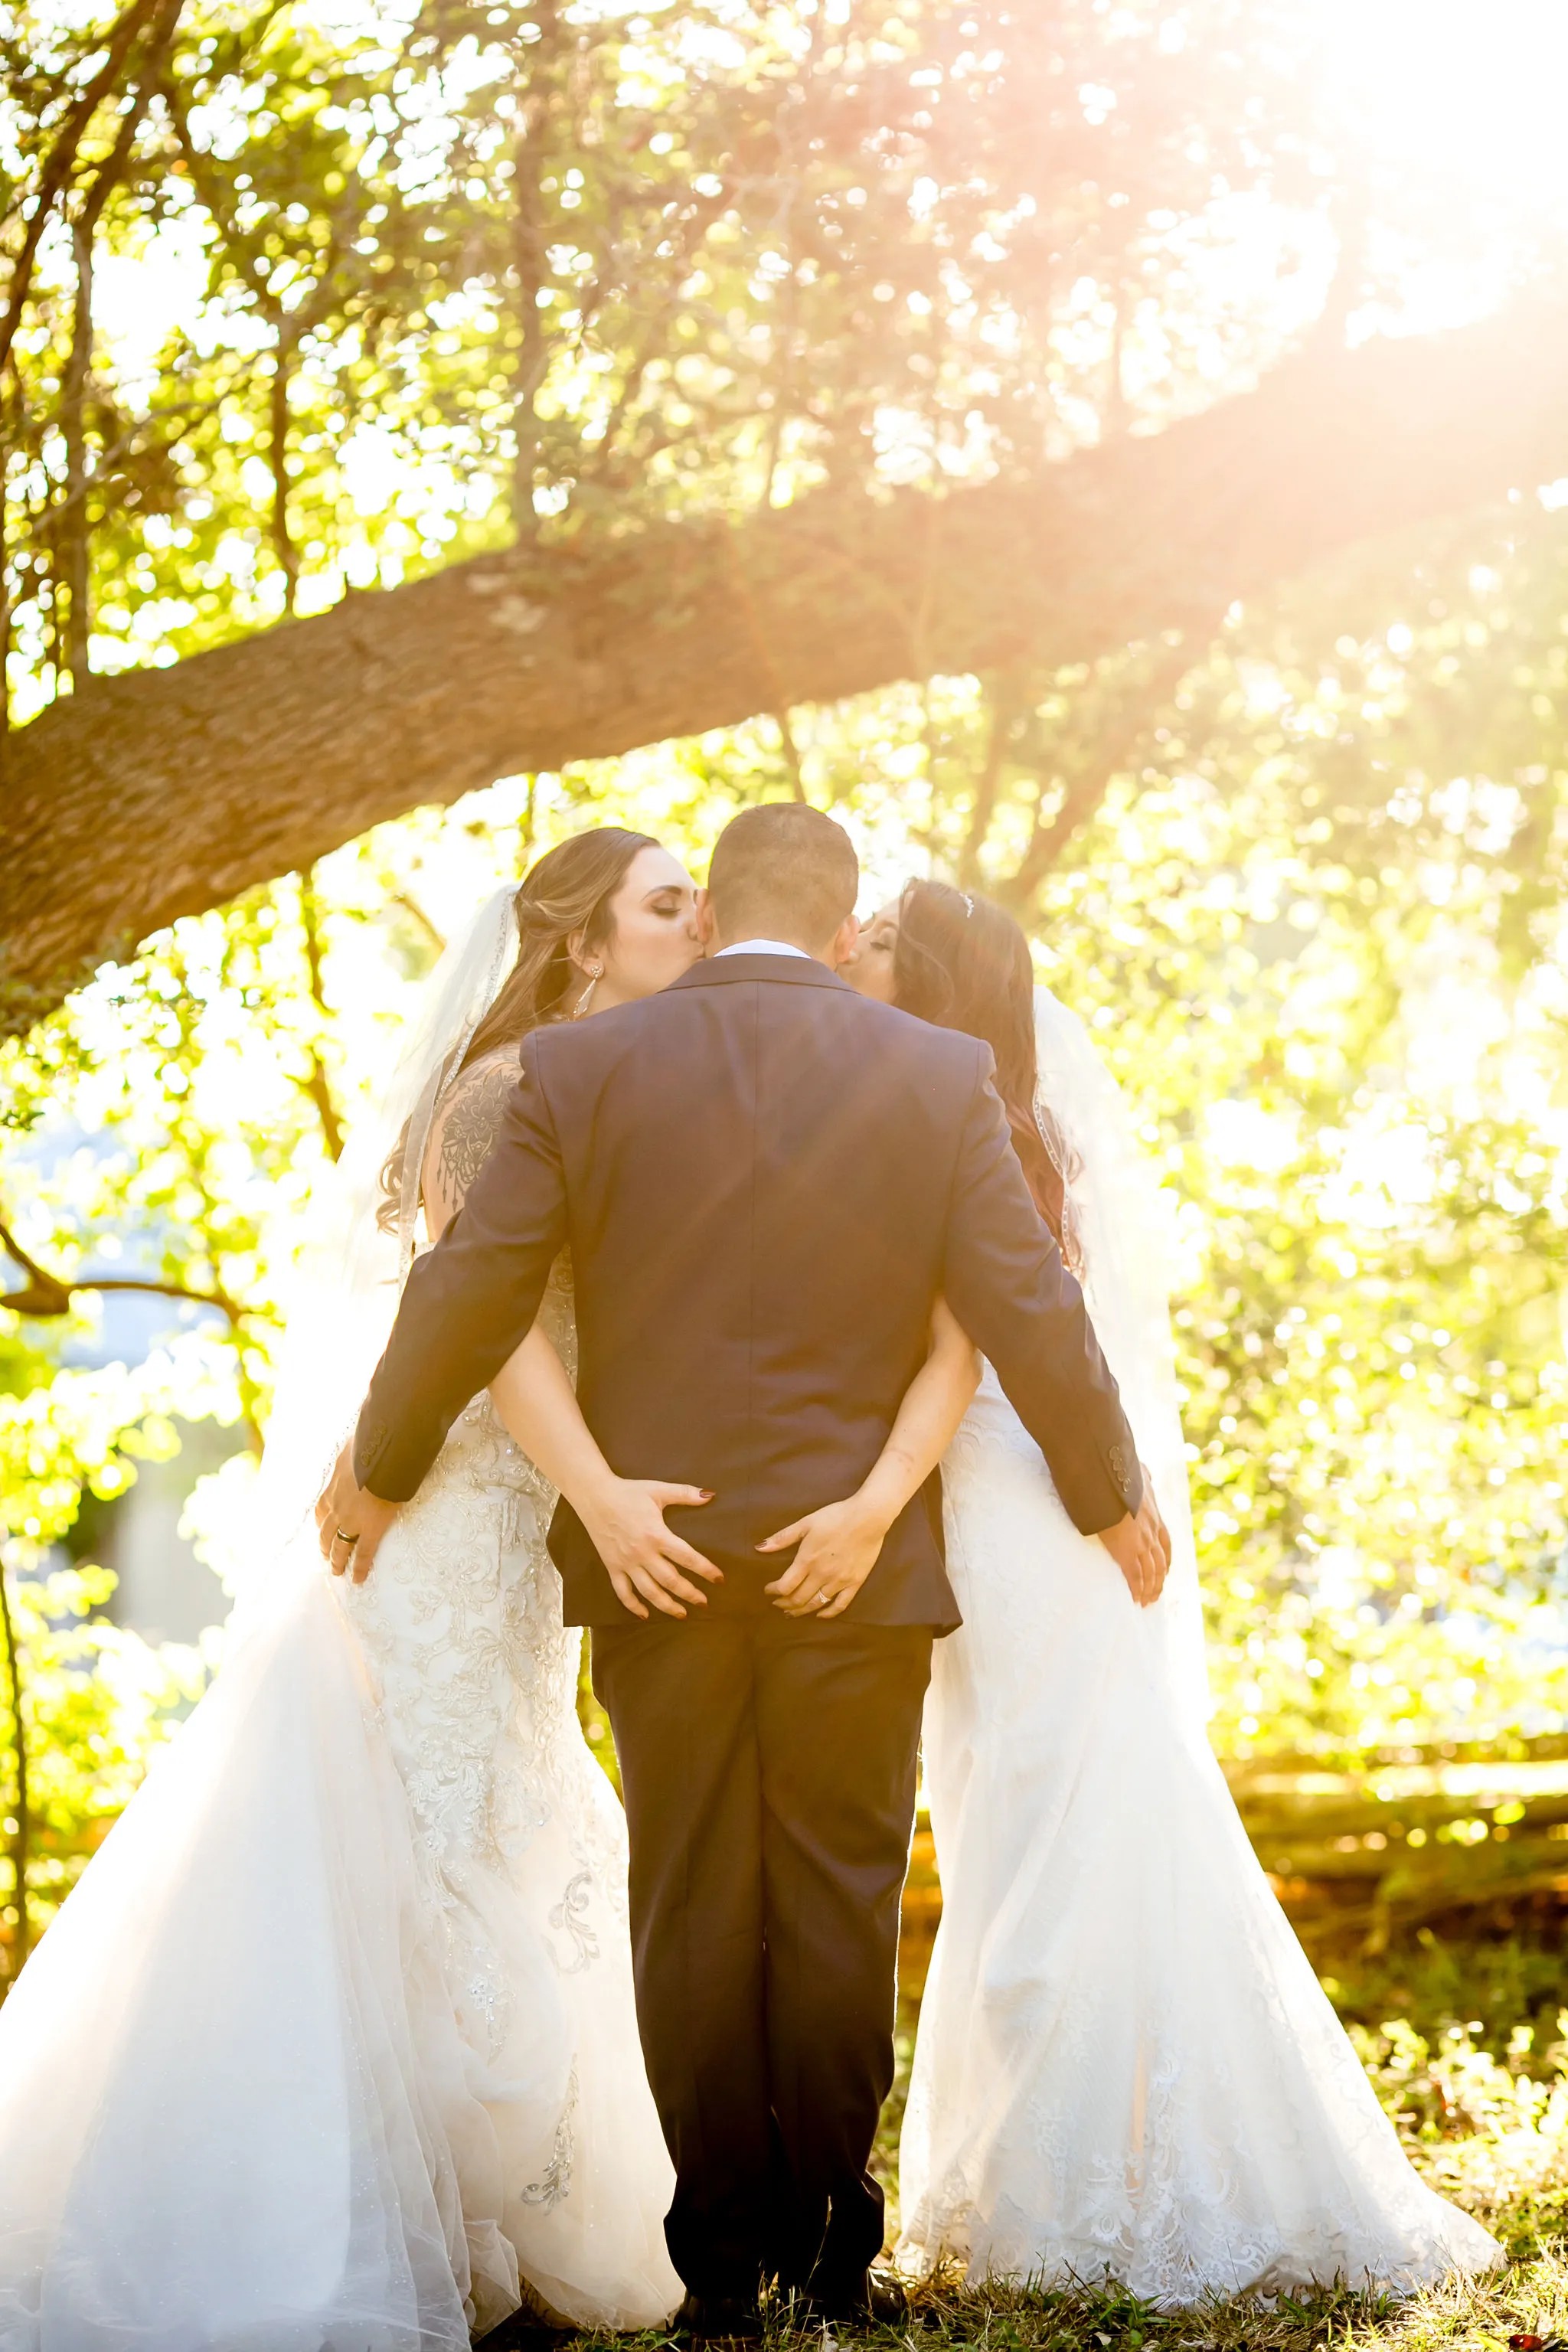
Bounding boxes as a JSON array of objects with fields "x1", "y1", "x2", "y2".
[
  {"x1": 0, "y1": 1041, "x2": 681, "y2": 2344},
  {"x1": 341, "y1": 1262, "x2": 674, "y2": 2327}
]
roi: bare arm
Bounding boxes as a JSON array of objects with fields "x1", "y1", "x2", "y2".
[
  {"x1": 942, "y1": 1057, "x2": 1170, "y2": 1608},
  {"x1": 325, "y1": 1050, "x2": 720, "y2": 1611},
  {"x1": 433, "y1": 1057, "x2": 721, "y2": 1619},
  {"x1": 760, "y1": 1297, "x2": 981, "y2": 1620},
  {"x1": 488, "y1": 1325, "x2": 720, "y2": 1621}
]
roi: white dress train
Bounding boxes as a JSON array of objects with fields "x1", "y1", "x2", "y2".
[
  {"x1": 0, "y1": 1297, "x2": 679, "y2": 2349},
  {"x1": 897, "y1": 995, "x2": 1501, "y2": 2305}
]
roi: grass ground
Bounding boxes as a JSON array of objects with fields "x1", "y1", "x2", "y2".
[{"x1": 567, "y1": 1916, "x2": 1568, "y2": 2352}]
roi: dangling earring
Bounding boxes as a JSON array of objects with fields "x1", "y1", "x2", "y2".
[{"x1": 573, "y1": 962, "x2": 604, "y2": 1019}]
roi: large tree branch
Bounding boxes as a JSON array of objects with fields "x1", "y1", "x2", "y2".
[
  {"x1": 0, "y1": 1561, "x2": 31, "y2": 1977},
  {"x1": 6, "y1": 292, "x2": 1568, "y2": 1032},
  {"x1": 0, "y1": 1204, "x2": 247, "y2": 1328},
  {"x1": 0, "y1": 1202, "x2": 264, "y2": 1449}
]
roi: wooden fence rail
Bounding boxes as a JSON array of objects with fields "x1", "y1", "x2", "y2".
[{"x1": 900, "y1": 1735, "x2": 1568, "y2": 1989}]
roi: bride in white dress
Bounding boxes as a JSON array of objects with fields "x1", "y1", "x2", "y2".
[
  {"x1": 842, "y1": 881, "x2": 1501, "y2": 2307},
  {"x1": 0, "y1": 829, "x2": 699, "y2": 2351}
]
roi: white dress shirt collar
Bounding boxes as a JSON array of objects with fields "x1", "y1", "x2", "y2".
[{"x1": 713, "y1": 939, "x2": 812, "y2": 960}]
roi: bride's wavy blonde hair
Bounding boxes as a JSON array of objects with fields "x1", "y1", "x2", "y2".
[{"x1": 378, "y1": 825, "x2": 657, "y2": 1232}]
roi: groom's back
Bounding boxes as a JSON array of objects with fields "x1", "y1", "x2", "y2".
[{"x1": 531, "y1": 955, "x2": 985, "y2": 1627}]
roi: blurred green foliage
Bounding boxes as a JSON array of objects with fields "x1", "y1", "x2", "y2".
[{"x1": 2, "y1": 0, "x2": 1566, "y2": 1983}]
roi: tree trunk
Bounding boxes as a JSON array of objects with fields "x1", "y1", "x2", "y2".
[
  {"x1": 60, "y1": 225, "x2": 95, "y2": 694},
  {"x1": 0, "y1": 1566, "x2": 30, "y2": 1978},
  {"x1": 508, "y1": 2, "x2": 559, "y2": 540},
  {"x1": 5, "y1": 293, "x2": 1568, "y2": 1033},
  {"x1": 269, "y1": 346, "x2": 299, "y2": 618}
]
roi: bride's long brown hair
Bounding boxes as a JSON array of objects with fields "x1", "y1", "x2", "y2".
[
  {"x1": 379, "y1": 825, "x2": 657, "y2": 1231},
  {"x1": 458, "y1": 825, "x2": 658, "y2": 1069},
  {"x1": 892, "y1": 879, "x2": 1070, "y2": 1254}
]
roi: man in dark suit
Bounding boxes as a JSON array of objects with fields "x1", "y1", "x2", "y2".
[{"x1": 333, "y1": 806, "x2": 1166, "y2": 2334}]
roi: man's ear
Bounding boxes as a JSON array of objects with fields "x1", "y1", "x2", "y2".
[
  {"x1": 696, "y1": 890, "x2": 720, "y2": 955},
  {"x1": 828, "y1": 913, "x2": 860, "y2": 971}
]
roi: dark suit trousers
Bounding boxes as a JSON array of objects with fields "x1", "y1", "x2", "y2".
[{"x1": 591, "y1": 1615, "x2": 933, "y2": 2302}]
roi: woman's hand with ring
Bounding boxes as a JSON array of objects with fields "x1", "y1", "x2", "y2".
[{"x1": 759, "y1": 1490, "x2": 894, "y2": 1620}]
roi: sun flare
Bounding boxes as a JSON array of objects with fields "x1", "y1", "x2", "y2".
[{"x1": 1322, "y1": 0, "x2": 1568, "y2": 243}]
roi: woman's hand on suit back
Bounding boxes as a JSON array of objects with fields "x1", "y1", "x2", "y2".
[{"x1": 578, "y1": 1475, "x2": 722, "y2": 1620}]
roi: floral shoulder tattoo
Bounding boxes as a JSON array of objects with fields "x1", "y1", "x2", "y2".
[{"x1": 433, "y1": 1056, "x2": 516, "y2": 1210}]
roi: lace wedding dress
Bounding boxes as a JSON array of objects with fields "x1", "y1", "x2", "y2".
[
  {"x1": 896, "y1": 992, "x2": 1501, "y2": 2305},
  {"x1": 0, "y1": 902, "x2": 679, "y2": 2351}
]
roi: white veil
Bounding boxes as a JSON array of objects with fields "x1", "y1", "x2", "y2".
[
  {"x1": 231, "y1": 885, "x2": 521, "y2": 1625},
  {"x1": 1032, "y1": 985, "x2": 1210, "y2": 1717},
  {"x1": 0, "y1": 889, "x2": 530, "y2": 2344}
]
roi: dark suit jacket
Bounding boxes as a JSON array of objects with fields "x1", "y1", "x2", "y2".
[{"x1": 354, "y1": 954, "x2": 1141, "y2": 1629}]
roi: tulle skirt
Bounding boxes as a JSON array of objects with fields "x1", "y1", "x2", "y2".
[
  {"x1": 0, "y1": 1509, "x2": 679, "y2": 2350},
  {"x1": 897, "y1": 1385, "x2": 1502, "y2": 2305}
]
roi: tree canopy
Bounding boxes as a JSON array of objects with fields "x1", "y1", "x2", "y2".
[{"x1": 6, "y1": 0, "x2": 1568, "y2": 1017}]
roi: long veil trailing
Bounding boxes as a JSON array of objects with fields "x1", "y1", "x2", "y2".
[
  {"x1": 1030, "y1": 984, "x2": 1210, "y2": 1717},
  {"x1": 235, "y1": 883, "x2": 521, "y2": 1620},
  {"x1": 0, "y1": 890, "x2": 538, "y2": 2352}
]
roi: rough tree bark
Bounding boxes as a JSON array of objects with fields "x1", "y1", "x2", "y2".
[{"x1": 5, "y1": 292, "x2": 1568, "y2": 1033}]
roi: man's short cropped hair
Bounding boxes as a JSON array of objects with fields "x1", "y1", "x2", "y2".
[{"x1": 707, "y1": 804, "x2": 859, "y2": 950}]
